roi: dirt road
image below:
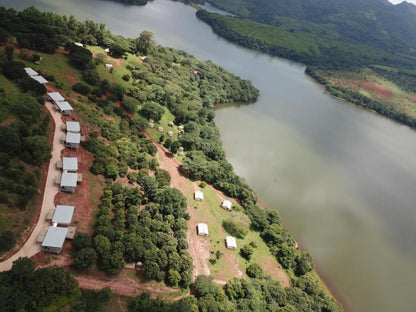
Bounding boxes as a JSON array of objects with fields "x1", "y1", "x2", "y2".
[{"x1": 0, "y1": 101, "x2": 64, "y2": 271}]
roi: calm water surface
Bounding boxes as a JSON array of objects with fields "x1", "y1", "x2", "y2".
[{"x1": 2, "y1": 0, "x2": 416, "y2": 310}]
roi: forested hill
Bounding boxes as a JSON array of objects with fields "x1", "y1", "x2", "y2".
[{"x1": 205, "y1": 0, "x2": 416, "y2": 53}]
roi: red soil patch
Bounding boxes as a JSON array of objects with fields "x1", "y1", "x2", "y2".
[
  {"x1": 362, "y1": 81, "x2": 393, "y2": 99},
  {"x1": 65, "y1": 74, "x2": 78, "y2": 86},
  {"x1": 0, "y1": 117, "x2": 15, "y2": 126}
]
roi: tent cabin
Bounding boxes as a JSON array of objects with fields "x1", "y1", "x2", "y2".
[
  {"x1": 64, "y1": 132, "x2": 81, "y2": 148},
  {"x1": 221, "y1": 199, "x2": 232, "y2": 211},
  {"x1": 52, "y1": 205, "x2": 74, "y2": 227},
  {"x1": 104, "y1": 48, "x2": 110, "y2": 53},
  {"x1": 47, "y1": 92, "x2": 65, "y2": 104},
  {"x1": 197, "y1": 223, "x2": 209, "y2": 236},
  {"x1": 62, "y1": 157, "x2": 78, "y2": 172},
  {"x1": 194, "y1": 190, "x2": 204, "y2": 201},
  {"x1": 226, "y1": 236, "x2": 237, "y2": 250},
  {"x1": 74, "y1": 42, "x2": 84, "y2": 47},
  {"x1": 105, "y1": 63, "x2": 113, "y2": 69},
  {"x1": 65, "y1": 121, "x2": 81, "y2": 133},
  {"x1": 41, "y1": 226, "x2": 68, "y2": 254},
  {"x1": 59, "y1": 172, "x2": 78, "y2": 193},
  {"x1": 56, "y1": 101, "x2": 73, "y2": 115},
  {"x1": 31, "y1": 75, "x2": 48, "y2": 84},
  {"x1": 24, "y1": 67, "x2": 38, "y2": 77}
]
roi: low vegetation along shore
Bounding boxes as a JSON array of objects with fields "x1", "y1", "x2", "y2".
[{"x1": 0, "y1": 6, "x2": 341, "y2": 311}]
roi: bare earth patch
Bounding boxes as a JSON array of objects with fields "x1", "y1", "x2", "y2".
[{"x1": 362, "y1": 81, "x2": 393, "y2": 99}]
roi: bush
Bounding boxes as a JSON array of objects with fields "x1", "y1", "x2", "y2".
[
  {"x1": 246, "y1": 263, "x2": 264, "y2": 278},
  {"x1": 72, "y1": 83, "x2": 91, "y2": 95},
  {"x1": 122, "y1": 74, "x2": 130, "y2": 81},
  {"x1": 222, "y1": 213, "x2": 250, "y2": 239},
  {"x1": 122, "y1": 97, "x2": 140, "y2": 113},
  {"x1": 0, "y1": 230, "x2": 16, "y2": 251},
  {"x1": 73, "y1": 248, "x2": 97, "y2": 270},
  {"x1": 240, "y1": 244, "x2": 254, "y2": 260},
  {"x1": 83, "y1": 67, "x2": 100, "y2": 85},
  {"x1": 73, "y1": 233, "x2": 92, "y2": 251}
]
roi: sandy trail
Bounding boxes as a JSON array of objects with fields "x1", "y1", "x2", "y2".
[{"x1": 0, "y1": 101, "x2": 64, "y2": 271}]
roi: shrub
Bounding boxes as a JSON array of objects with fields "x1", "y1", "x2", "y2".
[
  {"x1": 222, "y1": 212, "x2": 250, "y2": 238},
  {"x1": 0, "y1": 230, "x2": 16, "y2": 251},
  {"x1": 73, "y1": 248, "x2": 97, "y2": 270},
  {"x1": 246, "y1": 263, "x2": 264, "y2": 278},
  {"x1": 240, "y1": 244, "x2": 254, "y2": 260},
  {"x1": 73, "y1": 233, "x2": 92, "y2": 250},
  {"x1": 72, "y1": 83, "x2": 91, "y2": 95}
]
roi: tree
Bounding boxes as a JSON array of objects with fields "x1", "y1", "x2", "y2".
[
  {"x1": 0, "y1": 230, "x2": 16, "y2": 251},
  {"x1": 143, "y1": 261, "x2": 164, "y2": 281},
  {"x1": 72, "y1": 83, "x2": 91, "y2": 95},
  {"x1": 22, "y1": 136, "x2": 52, "y2": 165},
  {"x1": 5, "y1": 46, "x2": 14, "y2": 61},
  {"x1": 94, "y1": 234, "x2": 111, "y2": 254},
  {"x1": 246, "y1": 263, "x2": 263, "y2": 278},
  {"x1": 170, "y1": 141, "x2": 180, "y2": 154},
  {"x1": 110, "y1": 43, "x2": 125, "y2": 58},
  {"x1": 68, "y1": 45, "x2": 93, "y2": 69},
  {"x1": 295, "y1": 252, "x2": 314, "y2": 276},
  {"x1": 0, "y1": 126, "x2": 21, "y2": 155},
  {"x1": 155, "y1": 169, "x2": 171, "y2": 187},
  {"x1": 83, "y1": 67, "x2": 100, "y2": 85},
  {"x1": 2, "y1": 61, "x2": 26, "y2": 81},
  {"x1": 134, "y1": 30, "x2": 155, "y2": 55},
  {"x1": 73, "y1": 233, "x2": 92, "y2": 251},
  {"x1": 73, "y1": 248, "x2": 97, "y2": 270},
  {"x1": 18, "y1": 77, "x2": 47, "y2": 96},
  {"x1": 122, "y1": 97, "x2": 140, "y2": 113},
  {"x1": 154, "y1": 187, "x2": 187, "y2": 218},
  {"x1": 166, "y1": 269, "x2": 181, "y2": 287},
  {"x1": 140, "y1": 102, "x2": 164, "y2": 122},
  {"x1": 240, "y1": 244, "x2": 254, "y2": 260}
]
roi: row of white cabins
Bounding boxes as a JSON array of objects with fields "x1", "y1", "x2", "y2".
[
  {"x1": 194, "y1": 191, "x2": 238, "y2": 250},
  {"x1": 21, "y1": 70, "x2": 84, "y2": 254}
]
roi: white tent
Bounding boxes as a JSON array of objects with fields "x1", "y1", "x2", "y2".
[
  {"x1": 197, "y1": 223, "x2": 209, "y2": 236},
  {"x1": 221, "y1": 199, "x2": 232, "y2": 210},
  {"x1": 226, "y1": 236, "x2": 237, "y2": 250},
  {"x1": 194, "y1": 190, "x2": 204, "y2": 201}
]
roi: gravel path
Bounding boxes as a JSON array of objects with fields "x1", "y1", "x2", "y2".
[{"x1": 0, "y1": 101, "x2": 64, "y2": 271}]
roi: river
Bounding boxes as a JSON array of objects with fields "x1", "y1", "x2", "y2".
[{"x1": 2, "y1": 0, "x2": 416, "y2": 311}]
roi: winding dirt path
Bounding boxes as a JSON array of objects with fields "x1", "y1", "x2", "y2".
[{"x1": 0, "y1": 101, "x2": 64, "y2": 271}]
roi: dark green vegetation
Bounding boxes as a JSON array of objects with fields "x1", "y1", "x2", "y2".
[
  {"x1": 0, "y1": 47, "x2": 51, "y2": 253},
  {"x1": 0, "y1": 258, "x2": 80, "y2": 311},
  {"x1": 0, "y1": 257, "x2": 113, "y2": 312},
  {"x1": 128, "y1": 274, "x2": 340, "y2": 312},
  {"x1": 107, "y1": 0, "x2": 150, "y2": 6},
  {"x1": 195, "y1": 0, "x2": 416, "y2": 127}
]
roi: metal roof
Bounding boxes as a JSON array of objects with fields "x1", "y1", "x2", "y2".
[
  {"x1": 52, "y1": 205, "x2": 74, "y2": 224},
  {"x1": 66, "y1": 132, "x2": 81, "y2": 144},
  {"x1": 47, "y1": 92, "x2": 65, "y2": 102},
  {"x1": 56, "y1": 101, "x2": 73, "y2": 112},
  {"x1": 226, "y1": 236, "x2": 237, "y2": 249},
  {"x1": 62, "y1": 157, "x2": 78, "y2": 171},
  {"x1": 197, "y1": 223, "x2": 209, "y2": 235},
  {"x1": 42, "y1": 226, "x2": 68, "y2": 248},
  {"x1": 60, "y1": 172, "x2": 78, "y2": 187},
  {"x1": 31, "y1": 75, "x2": 48, "y2": 84},
  {"x1": 66, "y1": 121, "x2": 80, "y2": 133},
  {"x1": 24, "y1": 67, "x2": 38, "y2": 76}
]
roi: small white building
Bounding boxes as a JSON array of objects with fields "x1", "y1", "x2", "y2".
[
  {"x1": 65, "y1": 121, "x2": 81, "y2": 133},
  {"x1": 226, "y1": 236, "x2": 237, "y2": 250},
  {"x1": 74, "y1": 42, "x2": 84, "y2": 47},
  {"x1": 194, "y1": 190, "x2": 204, "y2": 201},
  {"x1": 63, "y1": 132, "x2": 81, "y2": 148},
  {"x1": 41, "y1": 226, "x2": 68, "y2": 254},
  {"x1": 56, "y1": 101, "x2": 73, "y2": 115},
  {"x1": 59, "y1": 172, "x2": 78, "y2": 193},
  {"x1": 52, "y1": 205, "x2": 75, "y2": 227},
  {"x1": 31, "y1": 75, "x2": 48, "y2": 84},
  {"x1": 24, "y1": 67, "x2": 38, "y2": 77},
  {"x1": 104, "y1": 48, "x2": 110, "y2": 53},
  {"x1": 105, "y1": 63, "x2": 113, "y2": 69},
  {"x1": 47, "y1": 92, "x2": 65, "y2": 104},
  {"x1": 221, "y1": 199, "x2": 232, "y2": 211},
  {"x1": 197, "y1": 223, "x2": 209, "y2": 236}
]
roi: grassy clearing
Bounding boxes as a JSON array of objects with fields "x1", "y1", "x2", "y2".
[{"x1": 189, "y1": 183, "x2": 286, "y2": 283}]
